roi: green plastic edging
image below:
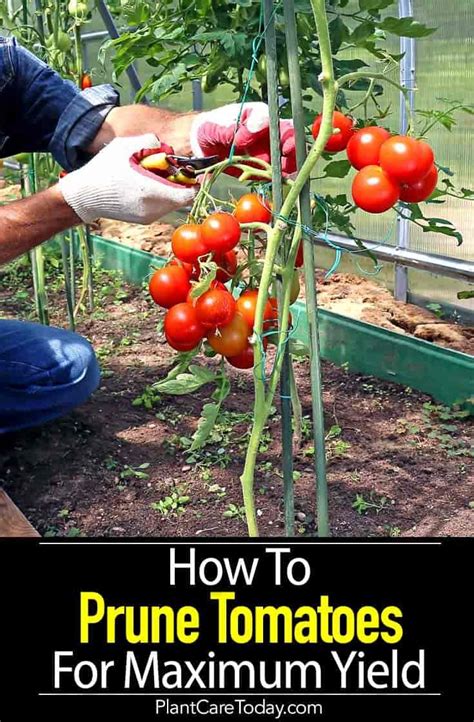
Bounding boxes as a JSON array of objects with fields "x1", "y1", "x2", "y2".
[{"x1": 90, "y1": 234, "x2": 474, "y2": 412}]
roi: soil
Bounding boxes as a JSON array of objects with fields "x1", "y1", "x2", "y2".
[{"x1": 1, "y1": 270, "x2": 472, "y2": 539}]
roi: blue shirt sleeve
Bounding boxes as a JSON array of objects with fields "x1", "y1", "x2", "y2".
[{"x1": 0, "y1": 36, "x2": 120, "y2": 170}]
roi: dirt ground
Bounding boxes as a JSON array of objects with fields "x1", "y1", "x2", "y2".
[{"x1": 1, "y1": 265, "x2": 472, "y2": 538}]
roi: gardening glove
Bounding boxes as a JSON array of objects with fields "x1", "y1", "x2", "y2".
[
  {"x1": 59, "y1": 133, "x2": 198, "y2": 224},
  {"x1": 190, "y1": 102, "x2": 297, "y2": 175}
]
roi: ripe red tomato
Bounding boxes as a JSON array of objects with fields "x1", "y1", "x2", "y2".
[
  {"x1": 346, "y1": 126, "x2": 391, "y2": 170},
  {"x1": 81, "y1": 72, "x2": 92, "y2": 89},
  {"x1": 214, "y1": 250, "x2": 238, "y2": 283},
  {"x1": 352, "y1": 165, "x2": 400, "y2": 214},
  {"x1": 207, "y1": 313, "x2": 250, "y2": 357},
  {"x1": 227, "y1": 338, "x2": 268, "y2": 370},
  {"x1": 236, "y1": 289, "x2": 274, "y2": 331},
  {"x1": 266, "y1": 297, "x2": 292, "y2": 330},
  {"x1": 379, "y1": 136, "x2": 434, "y2": 184},
  {"x1": 196, "y1": 289, "x2": 236, "y2": 329},
  {"x1": 234, "y1": 193, "x2": 272, "y2": 224},
  {"x1": 186, "y1": 280, "x2": 226, "y2": 306},
  {"x1": 312, "y1": 111, "x2": 354, "y2": 153},
  {"x1": 169, "y1": 258, "x2": 200, "y2": 280},
  {"x1": 164, "y1": 303, "x2": 205, "y2": 352},
  {"x1": 201, "y1": 212, "x2": 241, "y2": 253},
  {"x1": 295, "y1": 242, "x2": 304, "y2": 268},
  {"x1": 149, "y1": 265, "x2": 191, "y2": 308},
  {"x1": 400, "y1": 164, "x2": 438, "y2": 203},
  {"x1": 172, "y1": 224, "x2": 207, "y2": 264}
]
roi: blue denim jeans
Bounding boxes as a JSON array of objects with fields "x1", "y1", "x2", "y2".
[{"x1": 0, "y1": 320, "x2": 100, "y2": 434}]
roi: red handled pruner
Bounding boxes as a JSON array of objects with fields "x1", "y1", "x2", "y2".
[{"x1": 133, "y1": 148, "x2": 220, "y2": 186}]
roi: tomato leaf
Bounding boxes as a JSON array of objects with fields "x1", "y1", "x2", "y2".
[
  {"x1": 154, "y1": 364, "x2": 216, "y2": 395},
  {"x1": 359, "y1": 0, "x2": 395, "y2": 10},
  {"x1": 378, "y1": 17, "x2": 436, "y2": 38},
  {"x1": 189, "y1": 374, "x2": 230, "y2": 451},
  {"x1": 457, "y1": 290, "x2": 474, "y2": 300},
  {"x1": 190, "y1": 267, "x2": 217, "y2": 299},
  {"x1": 322, "y1": 159, "x2": 352, "y2": 178}
]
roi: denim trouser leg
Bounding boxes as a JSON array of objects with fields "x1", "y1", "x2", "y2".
[{"x1": 0, "y1": 319, "x2": 100, "y2": 434}]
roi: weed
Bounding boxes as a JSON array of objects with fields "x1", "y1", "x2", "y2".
[
  {"x1": 151, "y1": 490, "x2": 190, "y2": 516},
  {"x1": 223, "y1": 503, "x2": 246, "y2": 521},
  {"x1": 352, "y1": 492, "x2": 391, "y2": 515},
  {"x1": 133, "y1": 386, "x2": 162, "y2": 410},
  {"x1": 426, "y1": 302, "x2": 444, "y2": 319}
]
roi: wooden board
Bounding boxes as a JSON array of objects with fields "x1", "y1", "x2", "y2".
[{"x1": 0, "y1": 489, "x2": 40, "y2": 537}]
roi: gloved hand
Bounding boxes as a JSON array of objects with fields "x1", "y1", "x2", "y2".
[
  {"x1": 190, "y1": 102, "x2": 296, "y2": 175},
  {"x1": 59, "y1": 133, "x2": 198, "y2": 224}
]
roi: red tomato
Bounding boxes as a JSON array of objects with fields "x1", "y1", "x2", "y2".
[
  {"x1": 400, "y1": 164, "x2": 438, "y2": 203},
  {"x1": 226, "y1": 344, "x2": 255, "y2": 369},
  {"x1": 267, "y1": 297, "x2": 292, "y2": 330},
  {"x1": 201, "y1": 212, "x2": 241, "y2": 253},
  {"x1": 81, "y1": 72, "x2": 92, "y2": 89},
  {"x1": 346, "y1": 126, "x2": 391, "y2": 170},
  {"x1": 186, "y1": 280, "x2": 226, "y2": 306},
  {"x1": 213, "y1": 250, "x2": 238, "y2": 282},
  {"x1": 312, "y1": 111, "x2": 354, "y2": 153},
  {"x1": 379, "y1": 136, "x2": 434, "y2": 184},
  {"x1": 164, "y1": 303, "x2": 205, "y2": 352},
  {"x1": 295, "y1": 242, "x2": 304, "y2": 268},
  {"x1": 352, "y1": 165, "x2": 400, "y2": 214},
  {"x1": 171, "y1": 224, "x2": 207, "y2": 264},
  {"x1": 234, "y1": 193, "x2": 272, "y2": 224},
  {"x1": 236, "y1": 289, "x2": 274, "y2": 331},
  {"x1": 148, "y1": 265, "x2": 191, "y2": 308},
  {"x1": 207, "y1": 313, "x2": 250, "y2": 357},
  {"x1": 196, "y1": 289, "x2": 236, "y2": 329},
  {"x1": 169, "y1": 258, "x2": 200, "y2": 280}
]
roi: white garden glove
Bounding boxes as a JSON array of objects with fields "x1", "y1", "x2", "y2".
[
  {"x1": 59, "y1": 133, "x2": 198, "y2": 224},
  {"x1": 190, "y1": 102, "x2": 296, "y2": 175}
]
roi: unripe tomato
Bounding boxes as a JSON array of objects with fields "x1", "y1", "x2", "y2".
[
  {"x1": 196, "y1": 289, "x2": 236, "y2": 329},
  {"x1": 346, "y1": 126, "x2": 391, "y2": 170},
  {"x1": 290, "y1": 271, "x2": 300, "y2": 304},
  {"x1": 278, "y1": 66, "x2": 290, "y2": 88},
  {"x1": 48, "y1": 31, "x2": 72, "y2": 52},
  {"x1": 399, "y1": 164, "x2": 438, "y2": 203},
  {"x1": 236, "y1": 289, "x2": 274, "y2": 331},
  {"x1": 312, "y1": 111, "x2": 354, "y2": 153},
  {"x1": 213, "y1": 250, "x2": 238, "y2": 283},
  {"x1": 234, "y1": 193, "x2": 272, "y2": 224},
  {"x1": 379, "y1": 136, "x2": 434, "y2": 185},
  {"x1": 352, "y1": 165, "x2": 400, "y2": 214},
  {"x1": 201, "y1": 212, "x2": 241, "y2": 254},
  {"x1": 172, "y1": 224, "x2": 207, "y2": 264},
  {"x1": 164, "y1": 303, "x2": 205, "y2": 352},
  {"x1": 207, "y1": 313, "x2": 250, "y2": 357},
  {"x1": 149, "y1": 265, "x2": 191, "y2": 308},
  {"x1": 68, "y1": 0, "x2": 88, "y2": 14},
  {"x1": 256, "y1": 54, "x2": 267, "y2": 84}
]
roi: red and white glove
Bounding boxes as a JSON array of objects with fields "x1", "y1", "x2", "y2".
[
  {"x1": 190, "y1": 102, "x2": 296, "y2": 175},
  {"x1": 59, "y1": 134, "x2": 197, "y2": 224}
]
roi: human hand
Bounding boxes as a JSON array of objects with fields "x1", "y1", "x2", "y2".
[
  {"x1": 60, "y1": 134, "x2": 197, "y2": 224},
  {"x1": 190, "y1": 102, "x2": 296, "y2": 175}
]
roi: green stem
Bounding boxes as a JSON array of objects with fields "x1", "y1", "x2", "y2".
[
  {"x1": 60, "y1": 233, "x2": 76, "y2": 331},
  {"x1": 338, "y1": 71, "x2": 414, "y2": 133}
]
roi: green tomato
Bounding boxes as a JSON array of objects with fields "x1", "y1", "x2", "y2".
[
  {"x1": 278, "y1": 66, "x2": 290, "y2": 88},
  {"x1": 68, "y1": 0, "x2": 88, "y2": 15},
  {"x1": 201, "y1": 71, "x2": 218, "y2": 94},
  {"x1": 56, "y1": 31, "x2": 72, "y2": 52},
  {"x1": 290, "y1": 271, "x2": 300, "y2": 304},
  {"x1": 255, "y1": 54, "x2": 267, "y2": 84}
]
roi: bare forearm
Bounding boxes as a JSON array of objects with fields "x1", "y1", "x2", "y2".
[
  {"x1": 0, "y1": 185, "x2": 80, "y2": 266},
  {"x1": 87, "y1": 106, "x2": 198, "y2": 156}
]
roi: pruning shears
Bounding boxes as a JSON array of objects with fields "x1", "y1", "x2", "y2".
[{"x1": 135, "y1": 148, "x2": 220, "y2": 186}]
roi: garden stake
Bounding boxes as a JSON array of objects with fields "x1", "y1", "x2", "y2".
[
  {"x1": 284, "y1": 0, "x2": 330, "y2": 536},
  {"x1": 263, "y1": 0, "x2": 295, "y2": 537},
  {"x1": 22, "y1": 158, "x2": 49, "y2": 326},
  {"x1": 60, "y1": 233, "x2": 76, "y2": 331}
]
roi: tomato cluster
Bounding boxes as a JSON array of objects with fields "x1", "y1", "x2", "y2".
[
  {"x1": 312, "y1": 111, "x2": 438, "y2": 214},
  {"x1": 149, "y1": 196, "x2": 286, "y2": 370}
]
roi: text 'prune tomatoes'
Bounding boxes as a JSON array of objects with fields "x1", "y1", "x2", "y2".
[
  {"x1": 352, "y1": 165, "x2": 400, "y2": 214},
  {"x1": 195, "y1": 289, "x2": 236, "y2": 329},
  {"x1": 201, "y1": 212, "x2": 241, "y2": 254},
  {"x1": 171, "y1": 224, "x2": 207, "y2": 265},
  {"x1": 149, "y1": 265, "x2": 190, "y2": 309},
  {"x1": 312, "y1": 111, "x2": 354, "y2": 153},
  {"x1": 207, "y1": 313, "x2": 250, "y2": 357},
  {"x1": 164, "y1": 303, "x2": 205, "y2": 352},
  {"x1": 399, "y1": 164, "x2": 438, "y2": 203},
  {"x1": 234, "y1": 194, "x2": 272, "y2": 224},
  {"x1": 379, "y1": 136, "x2": 434, "y2": 185},
  {"x1": 346, "y1": 126, "x2": 391, "y2": 170}
]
